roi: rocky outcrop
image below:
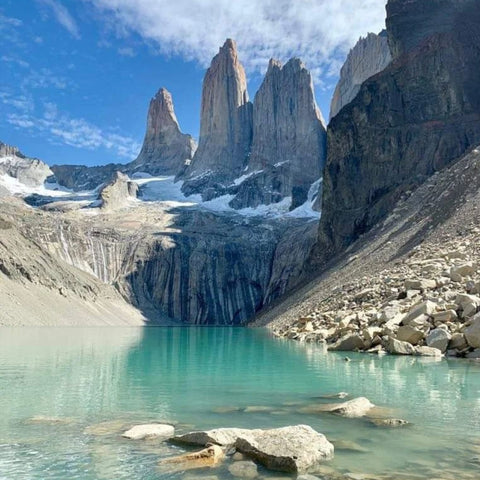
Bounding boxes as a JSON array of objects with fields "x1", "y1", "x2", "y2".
[
  {"x1": 181, "y1": 39, "x2": 253, "y2": 197},
  {"x1": 129, "y1": 88, "x2": 196, "y2": 176},
  {"x1": 0, "y1": 142, "x2": 53, "y2": 187},
  {"x1": 230, "y1": 59, "x2": 326, "y2": 210},
  {"x1": 99, "y1": 172, "x2": 138, "y2": 210},
  {"x1": 314, "y1": 0, "x2": 480, "y2": 267},
  {"x1": 330, "y1": 31, "x2": 391, "y2": 119},
  {"x1": 51, "y1": 163, "x2": 122, "y2": 191}
]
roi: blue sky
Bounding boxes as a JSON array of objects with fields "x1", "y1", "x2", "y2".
[{"x1": 0, "y1": 0, "x2": 387, "y2": 167}]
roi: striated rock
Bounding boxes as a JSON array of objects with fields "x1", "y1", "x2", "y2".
[
  {"x1": 130, "y1": 88, "x2": 196, "y2": 176},
  {"x1": 99, "y1": 172, "x2": 138, "y2": 210},
  {"x1": 160, "y1": 444, "x2": 225, "y2": 470},
  {"x1": 313, "y1": 0, "x2": 480, "y2": 267},
  {"x1": 183, "y1": 39, "x2": 252, "y2": 191},
  {"x1": 231, "y1": 58, "x2": 326, "y2": 210},
  {"x1": 0, "y1": 142, "x2": 53, "y2": 187},
  {"x1": 122, "y1": 423, "x2": 174, "y2": 440},
  {"x1": 173, "y1": 428, "x2": 251, "y2": 447},
  {"x1": 330, "y1": 31, "x2": 392, "y2": 119}
]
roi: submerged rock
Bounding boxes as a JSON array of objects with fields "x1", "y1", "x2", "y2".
[
  {"x1": 228, "y1": 460, "x2": 258, "y2": 478},
  {"x1": 301, "y1": 397, "x2": 375, "y2": 418},
  {"x1": 369, "y1": 418, "x2": 410, "y2": 428}
]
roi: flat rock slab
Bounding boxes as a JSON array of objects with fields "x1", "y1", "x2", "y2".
[
  {"x1": 122, "y1": 424, "x2": 175, "y2": 440},
  {"x1": 173, "y1": 425, "x2": 334, "y2": 473}
]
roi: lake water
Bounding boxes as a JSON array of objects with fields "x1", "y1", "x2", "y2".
[{"x1": 0, "y1": 327, "x2": 479, "y2": 479}]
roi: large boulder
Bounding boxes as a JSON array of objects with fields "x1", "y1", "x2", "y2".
[
  {"x1": 396, "y1": 325, "x2": 424, "y2": 345},
  {"x1": 328, "y1": 334, "x2": 365, "y2": 351},
  {"x1": 234, "y1": 425, "x2": 334, "y2": 473},
  {"x1": 173, "y1": 425, "x2": 334, "y2": 473},
  {"x1": 385, "y1": 337, "x2": 416, "y2": 355},
  {"x1": 426, "y1": 328, "x2": 451, "y2": 353},
  {"x1": 464, "y1": 314, "x2": 480, "y2": 348}
]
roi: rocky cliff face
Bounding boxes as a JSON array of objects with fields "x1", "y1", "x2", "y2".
[
  {"x1": 329, "y1": 32, "x2": 391, "y2": 120},
  {"x1": 181, "y1": 39, "x2": 253, "y2": 197},
  {"x1": 0, "y1": 142, "x2": 53, "y2": 187},
  {"x1": 19, "y1": 198, "x2": 316, "y2": 325},
  {"x1": 313, "y1": 0, "x2": 480, "y2": 267},
  {"x1": 129, "y1": 88, "x2": 196, "y2": 176},
  {"x1": 230, "y1": 58, "x2": 326, "y2": 210},
  {"x1": 52, "y1": 163, "x2": 122, "y2": 191}
]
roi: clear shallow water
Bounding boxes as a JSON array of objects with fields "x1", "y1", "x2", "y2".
[{"x1": 0, "y1": 327, "x2": 479, "y2": 480}]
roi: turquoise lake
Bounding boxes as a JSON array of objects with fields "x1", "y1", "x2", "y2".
[{"x1": 0, "y1": 327, "x2": 479, "y2": 479}]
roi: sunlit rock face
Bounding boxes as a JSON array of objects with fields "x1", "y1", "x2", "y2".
[
  {"x1": 313, "y1": 0, "x2": 480, "y2": 266},
  {"x1": 0, "y1": 142, "x2": 53, "y2": 187},
  {"x1": 182, "y1": 39, "x2": 253, "y2": 197},
  {"x1": 329, "y1": 31, "x2": 392, "y2": 120},
  {"x1": 230, "y1": 58, "x2": 326, "y2": 210},
  {"x1": 129, "y1": 88, "x2": 196, "y2": 176}
]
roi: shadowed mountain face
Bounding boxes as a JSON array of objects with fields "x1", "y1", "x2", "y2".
[{"x1": 313, "y1": 0, "x2": 480, "y2": 267}]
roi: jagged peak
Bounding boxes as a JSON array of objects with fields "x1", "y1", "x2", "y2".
[
  {"x1": 283, "y1": 57, "x2": 306, "y2": 72},
  {"x1": 267, "y1": 58, "x2": 283, "y2": 72},
  {"x1": 149, "y1": 87, "x2": 180, "y2": 130}
]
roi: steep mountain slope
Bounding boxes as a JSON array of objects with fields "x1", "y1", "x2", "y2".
[
  {"x1": 0, "y1": 198, "x2": 146, "y2": 326},
  {"x1": 313, "y1": 0, "x2": 480, "y2": 268},
  {"x1": 255, "y1": 146, "x2": 480, "y2": 343}
]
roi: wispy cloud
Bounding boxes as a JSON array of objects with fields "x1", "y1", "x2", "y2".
[
  {"x1": 118, "y1": 46, "x2": 136, "y2": 57},
  {"x1": 87, "y1": 0, "x2": 387, "y2": 85},
  {"x1": 40, "y1": 0, "x2": 80, "y2": 39},
  {"x1": 21, "y1": 68, "x2": 71, "y2": 90},
  {"x1": 1, "y1": 55, "x2": 30, "y2": 68},
  {"x1": 0, "y1": 13, "x2": 22, "y2": 29},
  {"x1": 7, "y1": 102, "x2": 140, "y2": 160}
]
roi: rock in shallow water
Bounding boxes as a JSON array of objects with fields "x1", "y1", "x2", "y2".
[
  {"x1": 160, "y1": 444, "x2": 225, "y2": 471},
  {"x1": 173, "y1": 425, "x2": 334, "y2": 473},
  {"x1": 228, "y1": 460, "x2": 258, "y2": 478},
  {"x1": 122, "y1": 423, "x2": 175, "y2": 440}
]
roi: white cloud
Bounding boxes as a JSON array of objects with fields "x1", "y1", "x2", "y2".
[
  {"x1": 40, "y1": 0, "x2": 80, "y2": 39},
  {"x1": 7, "y1": 104, "x2": 140, "y2": 160},
  {"x1": 87, "y1": 0, "x2": 387, "y2": 85},
  {"x1": 21, "y1": 68, "x2": 71, "y2": 90}
]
